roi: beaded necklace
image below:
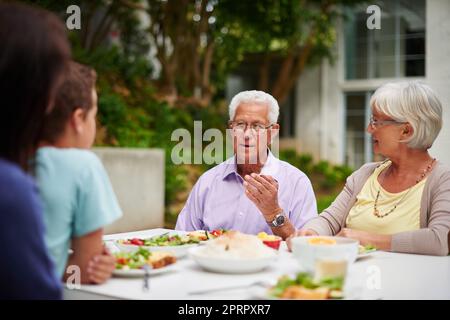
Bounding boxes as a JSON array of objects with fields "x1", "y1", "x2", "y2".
[{"x1": 373, "y1": 158, "x2": 436, "y2": 218}]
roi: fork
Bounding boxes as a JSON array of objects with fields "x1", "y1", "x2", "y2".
[
  {"x1": 188, "y1": 280, "x2": 270, "y2": 295},
  {"x1": 142, "y1": 264, "x2": 152, "y2": 292},
  {"x1": 147, "y1": 231, "x2": 170, "y2": 242}
]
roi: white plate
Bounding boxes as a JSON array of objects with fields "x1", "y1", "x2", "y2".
[
  {"x1": 357, "y1": 249, "x2": 377, "y2": 260},
  {"x1": 113, "y1": 263, "x2": 178, "y2": 278},
  {"x1": 115, "y1": 242, "x2": 199, "y2": 258},
  {"x1": 249, "y1": 284, "x2": 361, "y2": 300},
  {"x1": 188, "y1": 246, "x2": 277, "y2": 274}
]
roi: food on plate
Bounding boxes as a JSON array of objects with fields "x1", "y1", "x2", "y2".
[
  {"x1": 198, "y1": 230, "x2": 275, "y2": 259},
  {"x1": 114, "y1": 248, "x2": 176, "y2": 270},
  {"x1": 307, "y1": 237, "x2": 337, "y2": 246},
  {"x1": 117, "y1": 233, "x2": 200, "y2": 247},
  {"x1": 358, "y1": 244, "x2": 377, "y2": 254},
  {"x1": 187, "y1": 230, "x2": 210, "y2": 241},
  {"x1": 257, "y1": 232, "x2": 279, "y2": 241},
  {"x1": 209, "y1": 229, "x2": 228, "y2": 238},
  {"x1": 268, "y1": 272, "x2": 344, "y2": 300},
  {"x1": 257, "y1": 232, "x2": 282, "y2": 250},
  {"x1": 187, "y1": 229, "x2": 228, "y2": 241}
]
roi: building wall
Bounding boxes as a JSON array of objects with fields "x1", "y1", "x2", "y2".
[
  {"x1": 294, "y1": 19, "x2": 345, "y2": 165},
  {"x1": 295, "y1": 66, "x2": 322, "y2": 160},
  {"x1": 427, "y1": 0, "x2": 450, "y2": 165}
]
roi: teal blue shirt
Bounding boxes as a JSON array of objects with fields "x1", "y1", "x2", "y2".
[{"x1": 35, "y1": 147, "x2": 122, "y2": 278}]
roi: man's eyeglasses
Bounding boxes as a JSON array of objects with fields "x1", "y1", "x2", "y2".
[
  {"x1": 369, "y1": 115, "x2": 406, "y2": 129},
  {"x1": 229, "y1": 121, "x2": 273, "y2": 133}
]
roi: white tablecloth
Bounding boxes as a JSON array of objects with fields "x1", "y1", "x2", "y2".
[{"x1": 64, "y1": 228, "x2": 450, "y2": 300}]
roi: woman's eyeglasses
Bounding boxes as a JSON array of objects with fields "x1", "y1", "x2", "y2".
[{"x1": 369, "y1": 115, "x2": 406, "y2": 129}]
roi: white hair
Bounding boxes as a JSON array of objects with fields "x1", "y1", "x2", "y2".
[
  {"x1": 370, "y1": 81, "x2": 443, "y2": 149},
  {"x1": 229, "y1": 90, "x2": 279, "y2": 124}
]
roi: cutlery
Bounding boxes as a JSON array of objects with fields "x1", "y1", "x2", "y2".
[
  {"x1": 188, "y1": 280, "x2": 271, "y2": 295},
  {"x1": 142, "y1": 264, "x2": 152, "y2": 292},
  {"x1": 147, "y1": 231, "x2": 170, "y2": 241}
]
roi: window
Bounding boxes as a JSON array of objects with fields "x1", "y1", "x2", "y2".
[
  {"x1": 345, "y1": 92, "x2": 369, "y2": 169},
  {"x1": 345, "y1": 91, "x2": 388, "y2": 169},
  {"x1": 344, "y1": 0, "x2": 425, "y2": 80}
]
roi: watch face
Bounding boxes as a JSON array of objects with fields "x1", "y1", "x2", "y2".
[{"x1": 275, "y1": 214, "x2": 285, "y2": 226}]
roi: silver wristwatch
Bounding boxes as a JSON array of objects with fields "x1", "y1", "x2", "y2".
[{"x1": 267, "y1": 211, "x2": 286, "y2": 228}]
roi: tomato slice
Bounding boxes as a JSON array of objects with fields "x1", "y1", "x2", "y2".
[
  {"x1": 211, "y1": 229, "x2": 223, "y2": 237},
  {"x1": 130, "y1": 238, "x2": 144, "y2": 246}
]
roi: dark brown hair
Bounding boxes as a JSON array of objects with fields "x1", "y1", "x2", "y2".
[
  {"x1": 0, "y1": 2, "x2": 70, "y2": 171},
  {"x1": 40, "y1": 61, "x2": 97, "y2": 143}
]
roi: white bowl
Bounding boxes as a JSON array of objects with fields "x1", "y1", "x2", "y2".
[
  {"x1": 189, "y1": 246, "x2": 277, "y2": 274},
  {"x1": 290, "y1": 236, "x2": 359, "y2": 272}
]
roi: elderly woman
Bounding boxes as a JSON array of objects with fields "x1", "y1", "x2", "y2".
[{"x1": 288, "y1": 81, "x2": 450, "y2": 256}]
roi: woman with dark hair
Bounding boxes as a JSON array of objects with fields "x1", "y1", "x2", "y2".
[{"x1": 0, "y1": 3, "x2": 70, "y2": 299}]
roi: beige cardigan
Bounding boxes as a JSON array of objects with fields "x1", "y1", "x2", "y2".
[{"x1": 304, "y1": 161, "x2": 450, "y2": 256}]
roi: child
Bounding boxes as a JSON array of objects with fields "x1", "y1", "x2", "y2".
[{"x1": 35, "y1": 61, "x2": 122, "y2": 284}]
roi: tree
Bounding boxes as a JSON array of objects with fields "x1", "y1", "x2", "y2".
[
  {"x1": 27, "y1": 0, "x2": 363, "y2": 107},
  {"x1": 23, "y1": 0, "x2": 149, "y2": 57},
  {"x1": 144, "y1": 0, "x2": 364, "y2": 107},
  {"x1": 145, "y1": 0, "x2": 217, "y2": 106},
  {"x1": 217, "y1": 0, "x2": 365, "y2": 105}
]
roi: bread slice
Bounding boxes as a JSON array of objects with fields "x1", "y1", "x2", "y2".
[
  {"x1": 146, "y1": 252, "x2": 177, "y2": 269},
  {"x1": 280, "y1": 286, "x2": 329, "y2": 300}
]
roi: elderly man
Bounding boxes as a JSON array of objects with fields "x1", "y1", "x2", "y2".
[{"x1": 175, "y1": 90, "x2": 317, "y2": 239}]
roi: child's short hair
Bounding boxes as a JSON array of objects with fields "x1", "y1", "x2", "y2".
[{"x1": 41, "y1": 61, "x2": 97, "y2": 143}]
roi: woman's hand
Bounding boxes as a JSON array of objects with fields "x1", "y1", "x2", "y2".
[
  {"x1": 87, "y1": 246, "x2": 116, "y2": 284},
  {"x1": 336, "y1": 228, "x2": 371, "y2": 243},
  {"x1": 286, "y1": 229, "x2": 318, "y2": 251},
  {"x1": 337, "y1": 228, "x2": 391, "y2": 250}
]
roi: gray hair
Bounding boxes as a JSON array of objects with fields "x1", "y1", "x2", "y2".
[
  {"x1": 229, "y1": 90, "x2": 279, "y2": 124},
  {"x1": 370, "y1": 81, "x2": 443, "y2": 149}
]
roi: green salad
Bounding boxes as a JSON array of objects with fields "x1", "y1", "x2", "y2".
[
  {"x1": 359, "y1": 244, "x2": 377, "y2": 254},
  {"x1": 114, "y1": 248, "x2": 153, "y2": 270},
  {"x1": 269, "y1": 272, "x2": 344, "y2": 299},
  {"x1": 114, "y1": 247, "x2": 176, "y2": 270},
  {"x1": 120, "y1": 234, "x2": 200, "y2": 247}
]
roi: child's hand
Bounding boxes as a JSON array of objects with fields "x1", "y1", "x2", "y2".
[{"x1": 87, "y1": 247, "x2": 115, "y2": 284}]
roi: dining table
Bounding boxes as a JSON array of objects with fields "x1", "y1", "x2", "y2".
[{"x1": 63, "y1": 228, "x2": 450, "y2": 300}]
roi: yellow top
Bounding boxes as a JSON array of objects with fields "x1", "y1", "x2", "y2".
[{"x1": 345, "y1": 161, "x2": 425, "y2": 235}]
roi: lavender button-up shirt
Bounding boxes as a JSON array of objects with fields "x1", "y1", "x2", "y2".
[{"x1": 175, "y1": 151, "x2": 318, "y2": 235}]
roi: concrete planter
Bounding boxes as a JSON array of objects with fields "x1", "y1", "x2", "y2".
[{"x1": 93, "y1": 147, "x2": 165, "y2": 234}]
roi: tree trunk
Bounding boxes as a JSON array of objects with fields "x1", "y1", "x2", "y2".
[
  {"x1": 270, "y1": 50, "x2": 296, "y2": 102},
  {"x1": 201, "y1": 41, "x2": 215, "y2": 103},
  {"x1": 276, "y1": 41, "x2": 313, "y2": 105},
  {"x1": 257, "y1": 53, "x2": 271, "y2": 92}
]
